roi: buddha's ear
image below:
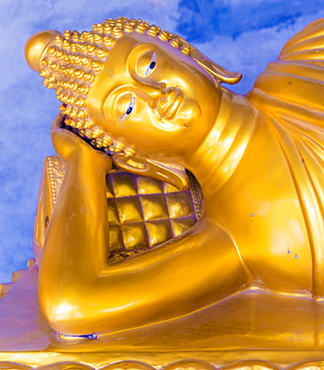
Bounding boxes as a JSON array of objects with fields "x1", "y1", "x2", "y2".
[
  {"x1": 190, "y1": 46, "x2": 242, "y2": 85},
  {"x1": 112, "y1": 153, "x2": 189, "y2": 191}
]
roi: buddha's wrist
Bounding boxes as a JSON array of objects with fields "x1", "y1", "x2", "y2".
[
  {"x1": 64, "y1": 147, "x2": 111, "y2": 172},
  {"x1": 51, "y1": 127, "x2": 112, "y2": 172}
]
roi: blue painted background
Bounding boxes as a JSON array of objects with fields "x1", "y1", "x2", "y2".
[{"x1": 1, "y1": 0, "x2": 324, "y2": 282}]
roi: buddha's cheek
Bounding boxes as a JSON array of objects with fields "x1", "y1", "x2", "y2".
[{"x1": 172, "y1": 98, "x2": 202, "y2": 128}]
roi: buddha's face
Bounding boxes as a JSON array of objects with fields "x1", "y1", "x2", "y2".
[{"x1": 87, "y1": 33, "x2": 222, "y2": 161}]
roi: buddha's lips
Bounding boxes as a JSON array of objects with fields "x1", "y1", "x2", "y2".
[{"x1": 160, "y1": 88, "x2": 182, "y2": 120}]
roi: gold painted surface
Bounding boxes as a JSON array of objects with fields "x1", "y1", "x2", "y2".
[
  {"x1": 19, "y1": 14, "x2": 324, "y2": 355},
  {"x1": 1, "y1": 265, "x2": 324, "y2": 368}
]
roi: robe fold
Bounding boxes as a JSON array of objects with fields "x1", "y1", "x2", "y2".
[{"x1": 249, "y1": 18, "x2": 324, "y2": 297}]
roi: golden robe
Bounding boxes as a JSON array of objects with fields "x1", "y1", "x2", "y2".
[{"x1": 250, "y1": 18, "x2": 324, "y2": 297}]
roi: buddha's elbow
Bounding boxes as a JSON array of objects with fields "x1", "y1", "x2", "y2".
[{"x1": 39, "y1": 282, "x2": 88, "y2": 334}]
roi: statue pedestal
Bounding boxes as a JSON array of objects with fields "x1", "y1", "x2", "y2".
[{"x1": 1, "y1": 265, "x2": 324, "y2": 370}]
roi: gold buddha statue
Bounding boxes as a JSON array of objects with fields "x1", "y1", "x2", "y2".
[{"x1": 24, "y1": 17, "x2": 324, "y2": 339}]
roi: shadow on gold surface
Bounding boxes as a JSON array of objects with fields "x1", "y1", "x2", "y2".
[{"x1": 33, "y1": 156, "x2": 202, "y2": 263}]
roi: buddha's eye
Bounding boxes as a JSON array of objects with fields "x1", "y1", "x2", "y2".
[
  {"x1": 121, "y1": 96, "x2": 135, "y2": 122},
  {"x1": 145, "y1": 52, "x2": 157, "y2": 77}
]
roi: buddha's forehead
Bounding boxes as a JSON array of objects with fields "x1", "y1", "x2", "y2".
[
  {"x1": 110, "y1": 32, "x2": 187, "y2": 60},
  {"x1": 117, "y1": 32, "x2": 156, "y2": 44}
]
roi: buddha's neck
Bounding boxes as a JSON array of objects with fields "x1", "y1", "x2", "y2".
[{"x1": 183, "y1": 88, "x2": 257, "y2": 196}]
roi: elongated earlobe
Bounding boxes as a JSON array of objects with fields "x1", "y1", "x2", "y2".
[
  {"x1": 190, "y1": 47, "x2": 242, "y2": 84},
  {"x1": 112, "y1": 153, "x2": 190, "y2": 191}
]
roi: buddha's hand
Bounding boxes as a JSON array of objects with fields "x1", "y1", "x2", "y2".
[{"x1": 51, "y1": 120, "x2": 112, "y2": 173}]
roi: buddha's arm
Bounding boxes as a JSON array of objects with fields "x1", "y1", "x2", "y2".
[
  {"x1": 38, "y1": 123, "x2": 111, "y2": 325},
  {"x1": 39, "y1": 124, "x2": 248, "y2": 336}
]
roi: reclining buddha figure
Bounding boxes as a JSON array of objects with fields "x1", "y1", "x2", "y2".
[{"x1": 25, "y1": 17, "x2": 324, "y2": 336}]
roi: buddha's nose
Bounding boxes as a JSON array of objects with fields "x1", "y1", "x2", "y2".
[
  {"x1": 137, "y1": 81, "x2": 166, "y2": 108},
  {"x1": 25, "y1": 30, "x2": 60, "y2": 72}
]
